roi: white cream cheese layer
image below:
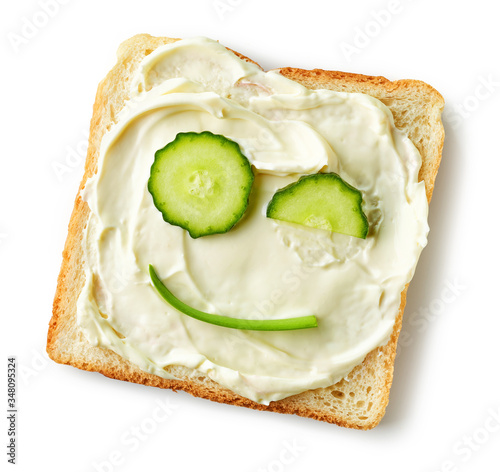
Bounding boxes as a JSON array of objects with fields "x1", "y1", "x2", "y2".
[{"x1": 77, "y1": 37, "x2": 429, "y2": 404}]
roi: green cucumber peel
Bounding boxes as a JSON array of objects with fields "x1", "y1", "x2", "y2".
[
  {"x1": 148, "y1": 131, "x2": 254, "y2": 239},
  {"x1": 149, "y1": 265, "x2": 318, "y2": 331}
]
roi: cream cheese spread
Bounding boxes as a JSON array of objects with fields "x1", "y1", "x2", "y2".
[{"x1": 77, "y1": 37, "x2": 429, "y2": 404}]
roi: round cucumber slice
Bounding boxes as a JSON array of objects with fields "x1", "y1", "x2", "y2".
[
  {"x1": 148, "y1": 132, "x2": 254, "y2": 238},
  {"x1": 267, "y1": 173, "x2": 369, "y2": 239}
]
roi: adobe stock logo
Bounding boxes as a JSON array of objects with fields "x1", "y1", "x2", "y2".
[
  {"x1": 51, "y1": 129, "x2": 89, "y2": 182},
  {"x1": 340, "y1": 0, "x2": 416, "y2": 62},
  {"x1": 434, "y1": 406, "x2": 500, "y2": 472},
  {"x1": 398, "y1": 277, "x2": 465, "y2": 352},
  {"x1": 212, "y1": 0, "x2": 245, "y2": 21},
  {"x1": 7, "y1": 0, "x2": 72, "y2": 53},
  {"x1": 19, "y1": 349, "x2": 50, "y2": 385},
  {"x1": 256, "y1": 439, "x2": 306, "y2": 472},
  {"x1": 443, "y1": 74, "x2": 500, "y2": 130},
  {"x1": 92, "y1": 398, "x2": 178, "y2": 472}
]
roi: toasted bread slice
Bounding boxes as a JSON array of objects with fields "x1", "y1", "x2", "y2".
[{"x1": 47, "y1": 34, "x2": 444, "y2": 430}]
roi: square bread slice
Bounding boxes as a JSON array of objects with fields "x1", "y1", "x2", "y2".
[{"x1": 47, "y1": 34, "x2": 444, "y2": 430}]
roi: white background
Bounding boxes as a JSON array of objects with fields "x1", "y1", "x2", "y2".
[{"x1": 1, "y1": 0, "x2": 499, "y2": 470}]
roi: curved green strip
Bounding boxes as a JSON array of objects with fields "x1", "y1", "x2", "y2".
[{"x1": 149, "y1": 265, "x2": 318, "y2": 331}]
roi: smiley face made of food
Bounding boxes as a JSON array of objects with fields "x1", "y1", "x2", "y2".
[{"x1": 77, "y1": 37, "x2": 428, "y2": 404}]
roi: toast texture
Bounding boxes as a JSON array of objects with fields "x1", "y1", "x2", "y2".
[{"x1": 47, "y1": 34, "x2": 444, "y2": 430}]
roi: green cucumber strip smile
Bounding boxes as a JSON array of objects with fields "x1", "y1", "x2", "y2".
[{"x1": 149, "y1": 265, "x2": 318, "y2": 331}]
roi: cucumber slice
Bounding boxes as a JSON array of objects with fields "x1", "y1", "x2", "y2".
[
  {"x1": 148, "y1": 131, "x2": 254, "y2": 238},
  {"x1": 267, "y1": 173, "x2": 369, "y2": 239}
]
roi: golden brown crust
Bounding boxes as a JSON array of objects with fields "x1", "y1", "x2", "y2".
[{"x1": 47, "y1": 35, "x2": 444, "y2": 430}]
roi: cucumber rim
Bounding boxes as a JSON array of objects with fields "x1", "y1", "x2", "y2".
[
  {"x1": 148, "y1": 131, "x2": 254, "y2": 239},
  {"x1": 266, "y1": 173, "x2": 369, "y2": 239}
]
